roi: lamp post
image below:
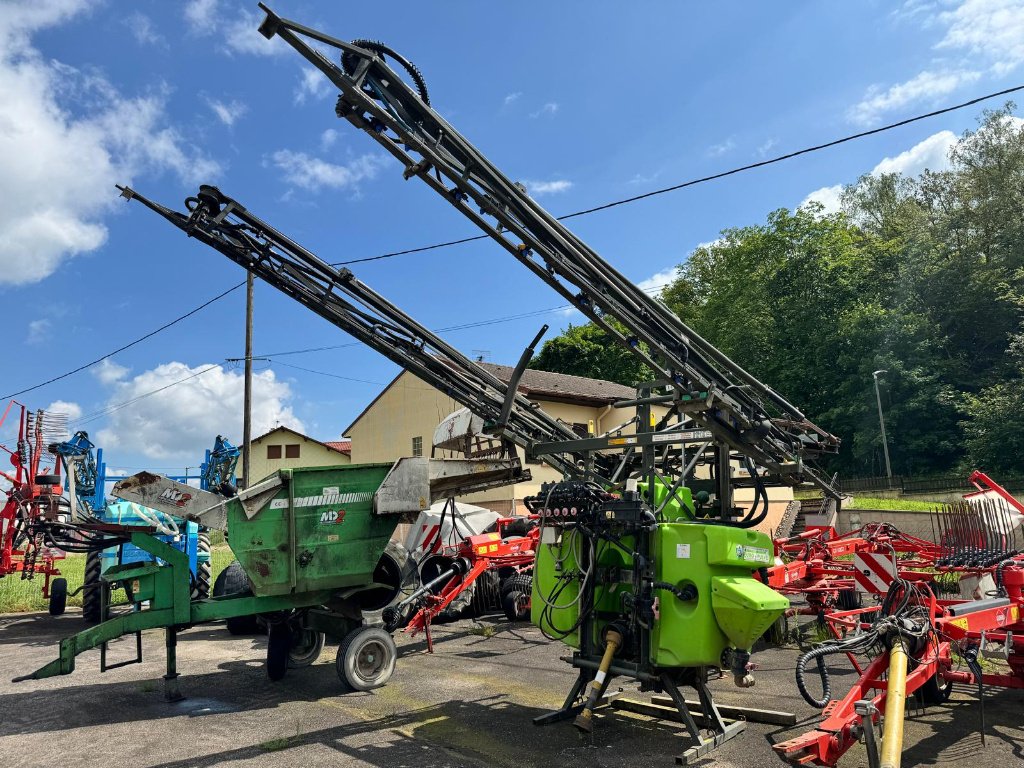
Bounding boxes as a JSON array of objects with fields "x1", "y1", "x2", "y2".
[{"x1": 872, "y1": 370, "x2": 892, "y2": 484}]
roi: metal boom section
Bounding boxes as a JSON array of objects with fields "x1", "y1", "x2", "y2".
[
  {"x1": 255, "y1": 6, "x2": 840, "y2": 496},
  {"x1": 118, "y1": 184, "x2": 586, "y2": 480}
]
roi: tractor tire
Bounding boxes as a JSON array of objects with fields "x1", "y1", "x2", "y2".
[
  {"x1": 48, "y1": 578, "x2": 68, "y2": 616},
  {"x1": 500, "y1": 572, "x2": 533, "y2": 599},
  {"x1": 336, "y1": 626, "x2": 397, "y2": 691},
  {"x1": 266, "y1": 622, "x2": 290, "y2": 681},
  {"x1": 287, "y1": 628, "x2": 326, "y2": 669},
  {"x1": 192, "y1": 530, "x2": 212, "y2": 600},
  {"x1": 212, "y1": 560, "x2": 260, "y2": 635},
  {"x1": 502, "y1": 590, "x2": 530, "y2": 622},
  {"x1": 82, "y1": 550, "x2": 103, "y2": 623}
]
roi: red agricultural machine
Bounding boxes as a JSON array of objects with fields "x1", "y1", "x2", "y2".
[
  {"x1": 769, "y1": 476, "x2": 1024, "y2": 767},
  {"x1": 384, "y1": 511, "x2": 539, "y2": 651},
  {"x1": 0, "y1": 402, "x2": 71, "y2": 614}
]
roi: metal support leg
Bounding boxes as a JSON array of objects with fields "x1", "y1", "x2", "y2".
[
  {"x1": 163, "y1": 627, "x2": 184, "y2": 702},
  {"x1": 534, "y1": 668, "x2": 592, "y2": 725}
]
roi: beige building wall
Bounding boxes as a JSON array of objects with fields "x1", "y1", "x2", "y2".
[{"x1": 245, "y1": 427, "x2": 350, "y2": 487}]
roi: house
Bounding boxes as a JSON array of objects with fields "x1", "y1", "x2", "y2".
[
  {"x1": 344, "y1": 363, "x2": 655, "y2": 515},
  {"x1": 242, "y1": 425, "x2": 351, "y2": 487}
]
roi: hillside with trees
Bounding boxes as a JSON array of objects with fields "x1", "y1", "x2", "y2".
[{"x1": 530, "y1": 108, "x2": 1024, "y2": 476}]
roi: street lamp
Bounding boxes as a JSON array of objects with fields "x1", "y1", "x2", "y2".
[{"x1": 872, "y1": 370, "x2": 892, "y2": 483}]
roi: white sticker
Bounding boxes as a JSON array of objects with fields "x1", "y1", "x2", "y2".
[
  {"x1": 742, "y1": 546, "x2": 770, "y2": 564},
  {"x1": 676, "y1": 543, "x2": 691, "y2": 559},
  {"x1": 323, "y1": 486, "x2": 339, "y2": 495}
]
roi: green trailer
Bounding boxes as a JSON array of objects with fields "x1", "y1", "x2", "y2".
[{"x1": 14, "y1": 457, "x2": 523, "y2": 698}]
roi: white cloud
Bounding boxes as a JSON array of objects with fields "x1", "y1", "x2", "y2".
[
  {"x1": 295, "y1": 67, "x2": 330, "y2": 104},
  {"x1": 800, "y1": 184, "x2": 845, "y2": 215},
  {"x1": 96, "y1": 362, "x2": 302, "y2": 460},
  {"x1": 504, "y1": 92, "x2": 522, "y2": 106},
  {"x1": 184, "y1": 1, "x2": 283, "y2": 57},
  {"x1": 206, "y1": 97, "x2": 247, "y2": 126},
  {"x1": 271, "y1": 150, "x2": 386, "y2": 192},
  {"x1": 0, "y1": 2, "x2": 220, "y2": 286},
  {"x1": 46, "y1": 399, "x2": 82, "y2": 421},
  {"x1": 92, "y1": 358, "x2": 130, "y2": 385},
  {"x1": 26, "y1": 318, "x2": 51, "y2": 345},
  {"x1": 937, "y1": 0, "x2": 1024, "y2": 76},
  {"x1": 320, "y1": 128, "x2": 338, "y2": 150},
  {"x1": 524, "y1": 179, "x2": 573, "y2": 196},
  {"x1": 849, "y1": 70, "x2": 980, "y2": 125},
  {"x1": 637, "y1": 267, "x2": 678, "y2": 296},
  {"x1": 707, "y1": 138, "x2": 736, "y2": 157},
  {"x1": 872, "y1": 129, "x2": 957, "y2": 176},
  {"x1": 756, "y1": 138, "x2": 778, "y2": 158},
  {"x1": 850, "y1": 0, "x2": 1024, "y2": 125},
  {"x1": 123, "y1": 12, "x2": 164, "y2": 46},
  {"x1": 530, "y1": 102, "x2": 559, "y2": 118}
]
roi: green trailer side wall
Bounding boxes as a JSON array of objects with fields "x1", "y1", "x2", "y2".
[{"x1": 227, "y1": 463, "x2": 398, "y2": 596}]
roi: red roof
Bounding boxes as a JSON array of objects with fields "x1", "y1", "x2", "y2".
[{"x1": 324, "y1": 440, "x2": 352, "y2": 455}]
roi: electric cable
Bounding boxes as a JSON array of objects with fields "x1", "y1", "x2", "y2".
[{"x1": 9, "y1": 84, "x2": 1021, "y2": 399}]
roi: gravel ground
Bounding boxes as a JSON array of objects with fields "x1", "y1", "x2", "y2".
[{"x1": 1, "y1": 609, "x2": 1021, "y2": 768}]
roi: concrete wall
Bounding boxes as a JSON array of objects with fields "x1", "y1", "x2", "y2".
[
  {"x1": 836, "y1": 508, "x2": 938, "y2": 542},
  {"x1": 245, "y1": 429, "x2": 350, "y2": 487}
]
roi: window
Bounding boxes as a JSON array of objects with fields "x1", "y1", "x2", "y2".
[
  {"x1": 285, "y1": 444, "x2": 300, "y2": 459},
  {"x1": 267, "y1": 445, "x2": 282, "y2": 459},
  {"x1": 412, "y1": 436, "x2": 423, "y2": 457}
]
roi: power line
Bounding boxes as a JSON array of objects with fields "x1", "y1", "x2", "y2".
[
  {"x1": 10, "y1": 83, "x2": 1021, "y2": 399},
  {"x1": 271, "y1": 361, "x2": 384, "y2": 386},
  {"x1": 75, "y1": 364, "x2": 222, "y2": 427}
]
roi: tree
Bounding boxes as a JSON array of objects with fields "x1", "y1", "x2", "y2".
[{"x1": 529, "y1": 319, "x2": 652, "y2": 385}]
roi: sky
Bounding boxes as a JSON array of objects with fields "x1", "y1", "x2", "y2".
[{"x1": 1, "y1": 0, "x2": 1022, "y2": 479}]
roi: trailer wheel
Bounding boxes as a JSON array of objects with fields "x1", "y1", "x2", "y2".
[
  {"x1": 266, "y1": 622, "x2": 290, "y2": 681},
  {"x1": 502, "y1": 590, "x2": 530, "y2": 622},
  {"x1": 500, "y1": 572, "x2": 533, "y2": 599},
  {"x1": 336, "y1": 626, "x2": 397, "y2": 691},
  {"x1": 48, "y1": 578, "x2": 67, "y2": 616},
  {"x1": 192, "y1": 530, "x2": 211, "y2": 600},
  {"x1": 212, "y1": 561, "x2": 260, "y2": 635},
  {"x1": 918, "y1": 672, "x2": 953, "y2": 704},
  {"x1": 837, "y1": 589, "x2": 862, "y2": 610},
  {"x1": 82, "y1": 550, "x2": 103, "y2": 623},
  {"x1": 287, "y1": 628, "x2": 325, "y2": 668}
]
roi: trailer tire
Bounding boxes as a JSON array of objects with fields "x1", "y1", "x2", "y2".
[
  {"x1": 500, "y1": 572, "x2": 533, "y2": 599},
  {"x1": 761, "y1": 613, "x2": 790, "y2": 646},
  {"x1": 918, "y1": 672, "x2": 953, "y2": 704},
  {"x1": 192, "y1": 530, "x2": 211, "y2": 600},
  {"x1": 837, "y1": 589, "x2": 861, "y2": 610},
  {"x1": 266, "y1": 622, "x2": 290, "y2": 681},
  {"x1": 212, "y1": 561, "x2": 260, "y2": 635},
  {"x1": 82, "y1": 551, "x2": 103, "y2": 623},
  {"x1": 35, "y1": 474, "x2": 61, "y2": 486},
  {"x1": 48, "y1": 578, "x2": 67, "y2": 616},
  {"x1": 336, "y1": 626, "x2": 397, "y2": 691},
  {"x1": 502, "y1": 590, "x2": 530, "y2": 622},
  {"x1": 287, "y1": 628, "x2": 325, "y2": 668}
]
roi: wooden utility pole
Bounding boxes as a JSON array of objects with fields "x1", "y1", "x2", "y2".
[{"x1": 242, "y1": 272, "x2": 254, "y2": 489}]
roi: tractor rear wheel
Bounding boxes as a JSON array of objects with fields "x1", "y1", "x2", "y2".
[
  {"x1": 48, "y1": 578, "x2": 67, "y2": 616},
  {"x1": 336, "y1": 626, "x2": 397, "y2": 691},
  {"x1": 82, "y1": 551, "x2": 103, "y2": 623}
]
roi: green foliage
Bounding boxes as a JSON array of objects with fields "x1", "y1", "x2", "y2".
[{"x1": 531, "y1": 106, "x2": 1024, "y2": 477}]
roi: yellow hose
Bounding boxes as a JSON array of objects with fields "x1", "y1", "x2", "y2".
[
  {"x1": 880, "y1": 641, "x2": 908, "y2": 768},
  {"x1": 573, "y1": 628, "x2": 623, "y2": 732}
]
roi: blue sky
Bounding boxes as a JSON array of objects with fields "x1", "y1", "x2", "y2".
[{"x1": 1, "y1": 0, "x2": 1021, "y2": 479}]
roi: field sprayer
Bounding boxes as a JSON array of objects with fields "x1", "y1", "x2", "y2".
[
  {"x1": 0, "y1": 402, "x2": 71, "y2": 614},
  {"x1": 142, "y1": 7, "x2": 847, "y2": 761}
]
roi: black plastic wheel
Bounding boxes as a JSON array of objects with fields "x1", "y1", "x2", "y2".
[
  {"x1": 287, "y1": 628, "x2": 326, "y2": 669},
  {"x1": 336, "y1": 626, "x2": 397, "y2": 691},
  {"x1": 266, "y1": 623, "x2": 290, "y2": 681},
  {"x1": 48, "y1": 577, "x2": 67, "y2": 616},
  {"x1": 502, "y1": 590, "x2": 530, "y2": 622},
  {"x1": 212, "y1": 561, "x2": 260, "y2": 635},
  {"x1": 82, "y1": 551, "x2": 103, "y2": 623},
  {"x1": 192, "y1": 530, "x2": 212, "y2": 600}
]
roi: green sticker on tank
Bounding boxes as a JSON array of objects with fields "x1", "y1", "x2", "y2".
[{"x1": 736, "y1": 545, "x2": 770, "y2": 564}]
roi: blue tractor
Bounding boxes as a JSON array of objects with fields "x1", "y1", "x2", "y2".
[{"x1": 54, "y1": 432, "x2": 225, "y2": 623}]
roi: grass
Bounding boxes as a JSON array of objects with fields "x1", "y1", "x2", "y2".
[
  {"x1": 0, "y1": 544, "x2": 235, "y2": 614},
  {"x1": 846, "y1": 496, "x2": 938, "y2": 512},
  {"x1": 469, "y1": 623, "x2": 496, "y2": 638},
  {"x1": 258, "y1": 723, "x2": 303, "y2": 752}
]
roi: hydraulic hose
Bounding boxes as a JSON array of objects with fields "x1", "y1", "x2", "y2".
[{"x1": 795, "y1": 645, "x2": 832, "y2": 708}]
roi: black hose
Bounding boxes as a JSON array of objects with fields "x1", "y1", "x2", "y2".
[{"x1": 796, "y1": 645, "x2": 833, "y2": 708}]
